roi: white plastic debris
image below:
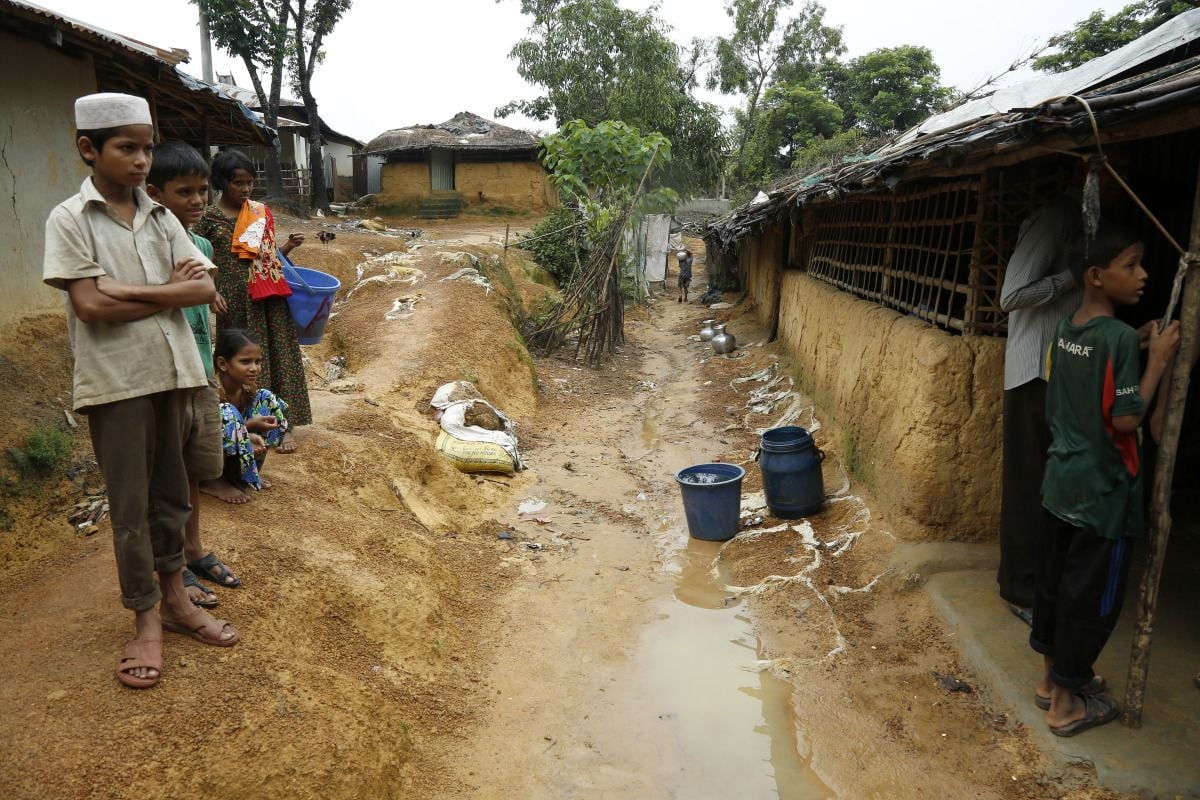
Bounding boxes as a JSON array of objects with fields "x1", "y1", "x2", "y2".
[{"x1": 518, "y1": 498, "x2": 548, "y2": 515}]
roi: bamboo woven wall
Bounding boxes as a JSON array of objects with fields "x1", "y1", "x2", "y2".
[
  {"x1": 806, "y1": 180, "x2": 980, "y2": 333},
  {"x1": 801, "y1": 169, "x2": 1073, "y2": 337}
]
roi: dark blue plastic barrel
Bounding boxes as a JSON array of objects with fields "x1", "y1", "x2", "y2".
[
  {"x1": 675, "y1": 463, "x2": 746, "y2": 542},
  {"x1": 758, "y1": 426, "x2": 825, "y2": 519}
]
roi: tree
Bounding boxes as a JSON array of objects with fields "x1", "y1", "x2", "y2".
[
  {"x1": 499, "y1": 0, "x2": 724, "y2": 196},
  {"x1": 196, "y1": 0, "x2": 290, "y2": 196},
  {"x1": 288, "y1": 0, "x2": 351, "y2": 212},
  {"x1": 822, "y1": 45, "x2": 954, "y2": 137},
  {"x1": 708, "y1": 0, "x2": 844, "y2": 181},
  {"x1": 1034, "y1": 1, "x2": 1199, "y2": 73},
  {"x1": 736, "y1": 80, "x2": 842, "y2": 186}
]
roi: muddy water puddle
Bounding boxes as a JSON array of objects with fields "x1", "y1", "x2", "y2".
[{"x1": 615, "y1": 526, "x2": 834, "y2": 798}]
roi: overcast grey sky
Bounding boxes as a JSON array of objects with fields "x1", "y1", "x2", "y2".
[{"x1": 36, "y1": 0, "x2": 1127, "y2": 142}]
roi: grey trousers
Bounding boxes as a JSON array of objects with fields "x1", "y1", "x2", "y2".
[{"x1": 88, "y1": 390, "x2": 192, "y2": 611}]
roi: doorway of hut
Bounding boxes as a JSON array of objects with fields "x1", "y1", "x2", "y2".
[{"x1": 431, "y1": 147, "x2": 455, "y2": 191}]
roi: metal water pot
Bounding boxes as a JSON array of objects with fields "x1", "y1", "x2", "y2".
[
  {"x1": 711, "y1": 323, "x2": 736, "y2": 354},
  {"x1": 698, "y1": 319, "x2": 719, "y2": 341}
]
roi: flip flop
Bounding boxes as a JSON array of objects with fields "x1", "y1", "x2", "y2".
[
  {"x1": 1006, "y1": 603, "x2": 1033, "y2": 626},
  {"x1": 1035, "y1": 675, "x2": 1106, "y2": 710},
  {"x1": 187, "y1": 552, "x2": 240, "y2": 588},
  {"x1": 162, "y1": 607, "x2": 239, "y2": 647},
  {"x1": 182, "y1": 568, "x2": 219, "y2": 608},
  {"x1": 116, "y1": 638, "x2": 163, "y2": 689},
  {"x1": 1048, "y1": 692, "x2": 1121, "y2": 737}
]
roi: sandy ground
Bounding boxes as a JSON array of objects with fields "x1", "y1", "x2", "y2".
[{"x1": 0, "y1": 214, "x2": 1121, "y2": 799}]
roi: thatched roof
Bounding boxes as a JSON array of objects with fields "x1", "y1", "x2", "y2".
[
  {"x1": 708, "y1": 8, "x2": 1200, "y2": 249},
  {"x1": 363, "y1": 112, "x2": 541, "y2": 156}
]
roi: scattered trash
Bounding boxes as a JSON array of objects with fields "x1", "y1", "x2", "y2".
[
  {"x1": 615, "y1": 565, "x2": 630, "y2": 572},
  {"x1": 708, "y1": 302, "x2": 734, "y2": 309},
  {"x1": 741, "y1": 515, "x2": 764, "y2": 528},
  {"x1": 518, "y1": 497, "x2": 548, "y2": 515},
  {"x1": 324, "y1": 355, "x2": 346, "y2": 382},
  {"x1": 740, "y1": 491, "x2": 767, "y2": 513},
  {"x1": 385, "y1": 294, "x2": 424, "y2": 320},
  {"x1": 431, "y1": 381, "x2": 522, "y2": 472},
  {"x1": 525, "y1": 542, "x2": 543, "y2": 551},
  {"x1": 68, "y1": 494, "x2": 109, "y2": 532},
  {"x1": 534, "y1": 517, "x2": 553, "y2": 525},
  {"x1": 497, "y1": 530, "x2": 515, "y2": 540},
  {"x1": 357, "y1": 218, "x2": 387, "y2": 232},
  {"x1": 63, "y1": 410, "x2": 77, "y2": 429},
  {"x1": 440, "y1": 266, "x2": 492, "y2": 292},
  {"x1": 934, "y1": 673, "x2": 974, "y2": 694}
]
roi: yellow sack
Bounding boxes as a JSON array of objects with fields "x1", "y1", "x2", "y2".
[{"x1": 435, "y1": 431, "x2": 517, "y2": 474}]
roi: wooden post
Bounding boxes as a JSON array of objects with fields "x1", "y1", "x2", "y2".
[
  {"x1": 503, "y1": 223, "x2": 510, "y2": 270},
  {"x1": 1121, "y1": 166, "x2": 1200, "y2": 727}
]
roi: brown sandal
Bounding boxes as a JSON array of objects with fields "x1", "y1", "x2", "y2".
[
  {"x1": 116, "y1": 638, "x2": 163, "y2": 689},
  {"x1": 162, "y1": 607, "x2": 239, "y2": 647}
]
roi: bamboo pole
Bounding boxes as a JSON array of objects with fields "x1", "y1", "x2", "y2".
[{"x1": 1121, "y1": 165, "x2": 1200, "y2": 727}]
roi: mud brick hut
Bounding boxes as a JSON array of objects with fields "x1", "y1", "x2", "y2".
[
  {"x1": 0, "y1": 0, "x2": 271, "y2": 322},
  {"x1": 361, "y1": 111, "x2": 558, "y2": 217},
  {"x1": 706, "y1": 10, "x2": 1200, "y2": 539}
]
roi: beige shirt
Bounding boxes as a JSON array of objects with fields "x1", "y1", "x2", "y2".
[{"x1": 43, "y1": 178, "x2": 216, "y2": 411}]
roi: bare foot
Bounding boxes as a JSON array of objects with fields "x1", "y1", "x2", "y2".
[
  {"x1": 279, "y1": 433, "x2": 297, "y2": 454},
  {"x1": 118, "y1": 609, "x2": 164, "y2": 687},
  {"x1": 259, "y1": 475, "x2": 273, "y2": 490},
  {"x1": 200, "y1": 478, "x2": 250, "y2": 504},
  {"x1": 161, "y1": 594, "x2": 238, "y2": 646},
  {"x1": 185, "y1": 582, "x2": 217, "y2": 607}
]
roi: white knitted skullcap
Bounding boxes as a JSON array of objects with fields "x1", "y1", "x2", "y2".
[{"x1": 74, "y1": 93, "x2": 152, "y2": 130}]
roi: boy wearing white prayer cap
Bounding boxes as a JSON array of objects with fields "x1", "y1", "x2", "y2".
[{"x1": 43, "y1": 92, "x2": 240, "y2": 689}]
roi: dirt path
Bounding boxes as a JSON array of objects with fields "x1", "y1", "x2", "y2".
[{"x1": 0, "y1": 218, "x2": 1118, "y2": 799}]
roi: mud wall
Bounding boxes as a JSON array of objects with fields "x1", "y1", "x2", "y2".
[
  {"x1": 778, "y1": 272, "x2": 1004, "y2": 539},
  {"x1": 0, "y1": 31, "x2": 96, "y2": 322},
  {"x1": 455, "y1": 162, "x2": 557, "y2": 210},
  {"x1": 380, "y1": 162, "x2": 430, "y2": 202},
  {"x1": 740, "y1": 219, "x2": 786, "y2": 327}
]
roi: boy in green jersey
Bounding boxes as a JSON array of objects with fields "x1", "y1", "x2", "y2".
[{"x1": 1032, "y1": 228, "x2": 1179, "y2": 736}]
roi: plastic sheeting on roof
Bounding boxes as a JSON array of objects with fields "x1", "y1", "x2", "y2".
[{"x1": 889, "y1": 8, "x2": 1200, "y2": 148}]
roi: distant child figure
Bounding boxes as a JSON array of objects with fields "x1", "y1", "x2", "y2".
[
  {"x1": 676, "y1": 248, "x2": 693, "y2": 303},
  {"x1": 44, "y1": 93, "x2": 238, "y2": 689},
  {"x1": 1032, "y1": 228, "x2": 1179, "y2": 736},
  {"x1": 212, "y1": 329, "x2": 291, "y2": 495},
  {"x1": 144, "y1": 141, "x2": 240, "y2": 602},
  {"x1": 194, "y1": 149, "x2": 310, "y2": 452}
]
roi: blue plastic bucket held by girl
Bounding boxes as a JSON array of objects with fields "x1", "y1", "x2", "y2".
[
  {"x1": 675, "y1": 463, "x2": 746, "y2": 542},
  {"x1": 280, "y1": 254, "x2": 340, "y2": 345},
  {"x1": 758, "y1": 426, "x2": 825, "y2": 519}
]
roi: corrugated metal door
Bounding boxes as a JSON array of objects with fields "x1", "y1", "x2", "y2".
[{"x1": 430, "y1": 147, "x2": 455, "y2": 190}]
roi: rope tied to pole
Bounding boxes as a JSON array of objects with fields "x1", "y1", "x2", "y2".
[{"x1": 1162, "y1": 250, "x2": 1200, "y2": 331}]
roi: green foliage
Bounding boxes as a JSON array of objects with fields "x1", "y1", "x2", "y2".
[
  {"x1": 519, "y1": 207, "x2": 588, "y2": 284},
  {"x1": 737, "y1": 80, "x2": 843, "y2": 187},
  {"x1": 21, "y1": 426, "x2": 72, "y2": 473},
  {"x1": 821, "y1": 45, "x2": 956, "y2": 137},
  {"x1": 708, "y1": 0, "x2": 845, "y2": 181},
  {"x1": 499, "y1": 0, "x2": 724, "y2": 195},
  {"x1": 541, "y1": 120, "x2": 678, "y2": 212},
  {"x1": 1034, "y1": 1, "x2": 1198, "y2": 73}
]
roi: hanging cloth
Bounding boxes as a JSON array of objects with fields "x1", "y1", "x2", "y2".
[{"x1": 232, "y1": 199, "x2": 292, "y2": 302}]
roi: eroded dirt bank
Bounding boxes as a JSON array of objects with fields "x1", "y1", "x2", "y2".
[{"x1": 0, "y1": 218, "x2": 1118, "y2": 799}]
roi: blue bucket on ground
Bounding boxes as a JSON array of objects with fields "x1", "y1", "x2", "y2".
[
  {"x1": 675, "y1": 463, "x2": 746, "y2": 542},
  {"x1": 281, "y1": 253, "x2": 340, "y2": 346},
  {"x1": 758, "y1": 426, "x2": 825, "y2": 519}
]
